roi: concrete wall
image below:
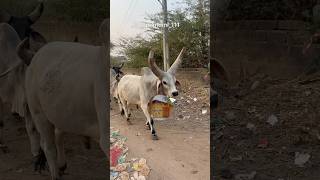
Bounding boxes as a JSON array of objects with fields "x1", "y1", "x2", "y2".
[{"x1": 212, "y1": 20, "x2": 319, "y2": 82}]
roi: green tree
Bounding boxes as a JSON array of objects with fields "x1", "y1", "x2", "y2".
[{"x1": 117, "y1": 0, "x2": 209, "y2": 68}]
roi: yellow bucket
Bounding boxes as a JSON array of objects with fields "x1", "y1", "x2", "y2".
[{"x1": 148, "y1": 95, "x2": 175, "y2": 120}]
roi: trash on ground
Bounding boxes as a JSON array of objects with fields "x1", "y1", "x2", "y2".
[
  {"x1": 294, "y1": 152, "x2": 310, "y2": 167},
  {"x1": 246, "y1": 123, "x2": 256, "y2": 132},
  {"x1": 225, "y1": 111, "x2": 236, "y2": 120},
  {"x1": 267, "y1": 114, "x2": 278, "y2": 126},
  {"x1": 250, "y1": 81, "x2": 260, "y2": 90},
  {"x1": 234, "y1": 171, "x2": 257, "y2": 180},
  {"x1": 257, "y1": 138, "x2": 268, "y2": 148},
  {"x1": 202, "y1": 109, "x2": 208, "y2": 115},
  {"x1": 110, "y1": 128, "x2": 151, "y2": 180}
]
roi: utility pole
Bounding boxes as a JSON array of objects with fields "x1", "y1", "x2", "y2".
[{"x1": 157, "y1": 0, "x2": 169, "y2": 71}]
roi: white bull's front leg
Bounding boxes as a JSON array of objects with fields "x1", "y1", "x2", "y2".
[{"x1": 141, "y1": 102, "x2": 158, "y2": 140}]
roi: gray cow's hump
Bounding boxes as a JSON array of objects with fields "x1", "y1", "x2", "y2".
[
  {"x1": 0, "y1": 23, "x2": 21, "y2": 72},
  {"x1": 34, "y1": 41, "x2": 102, "y2": 63},
  {"x1": 0, "y1": 23, "x2": 20, "y2": 47}
]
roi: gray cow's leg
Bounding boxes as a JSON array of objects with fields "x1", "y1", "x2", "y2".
[
  {"x1": 141, "y1": 103, "x2": 158, "y2": 140},
  {"x1": 0, "y1": 100, "x2": 8, "y2": 152},
  {"x1": 24, "y1": 107, "x2": 46, "y2": 172},
  {"x1": 0, "y1": 100, "x2": 4, "y2": 146},
  {"x1": 55, "y1": 129, "x2": 67, "y2": 175},
  {"x1": 118, "y1": 96, "x2": 130, "y2": 121},
  {"x1": 33, "y1": 113, "x2": 60, "y2": 180}
]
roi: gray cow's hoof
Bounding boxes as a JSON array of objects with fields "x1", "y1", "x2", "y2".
[
  {"x1": 33, "y1": 149, "x2": 47, "y2": 173},
  {"x1": 152, "y1": 134, "x2": 159, "y2": 140},
  {"x1": 0, "y1": 144, "x2": 9, "y2": 153},
  {"x1": 59, "y1": 163, "x2": 68, "y2": 176}
]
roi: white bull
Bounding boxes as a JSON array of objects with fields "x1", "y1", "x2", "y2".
[
  {"x1": 117, "y1": 48, "x2": 185, "y2": 140},
  {"x1": 17, "y1": 20, "x2": 109, "y2": 180}
]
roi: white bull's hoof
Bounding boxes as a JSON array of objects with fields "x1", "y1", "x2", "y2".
[
  {"x1": 145, "y1": 124, "x2": 151, "y2": 130},
  {"x1": 152, "y1": 134, "x2": 159, "y2": 140}
]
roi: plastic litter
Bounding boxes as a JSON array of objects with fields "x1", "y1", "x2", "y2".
[
  {"x1": 234, "y1": 171, "x2": 256, "y2": 180},
  {"x1": 257, "y1": 138, "x2": 268, "y2": 148},
  {"x1": 110, "y1": 128, "x2": 151, "y2": 179},
  {"x1": 267, "y1": 114, "x2": 278, "y2": 126},
  {"x1": 294, "y1": 152, "x2": 310, "y2": 167},
  {"x1": 202, "y1": 109, "x2": 208, "y2": 115}
]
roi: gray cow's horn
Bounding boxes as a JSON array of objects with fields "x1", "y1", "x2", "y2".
[
  {"x1": 28, "y1": 2, "x2": 44, "y2": 23},
  {"x1": 148, "y1": 50, "x2": 164, "y2": 78},
  {"x1": 0, "y1": 11, "x2": 11, "y2": 22},
  {"x1": 168, "y1": 47, "x2": 185, "y2": 75}
]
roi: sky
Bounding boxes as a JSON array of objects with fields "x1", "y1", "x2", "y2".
[{"x1": 110, "y1": 0, "x2": 184, "y2": 54}]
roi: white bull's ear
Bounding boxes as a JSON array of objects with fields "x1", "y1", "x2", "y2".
[
  {"x1": 28, "y1": 2, "x2": 44, "y2": 24},
  {"x1": 168, "y1": 47, "x2": 186, "y2": 75},
  {"x1": 0, "y1": 10, "x2": 11, "y2": 23},
  {"x1": 175, "y1": 80, "x2": 181, "y2": 90},
  {"x1": 17, "y1": 38, "x2": 34, "y2": 66}
]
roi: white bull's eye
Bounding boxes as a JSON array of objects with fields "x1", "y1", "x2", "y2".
[{"x1": 162, "y1": 81, "x2": 167, "y2": 85}]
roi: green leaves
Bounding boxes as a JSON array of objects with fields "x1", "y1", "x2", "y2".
[{"x1": 117, "y1": 0, "x2": 209, "y2": 68}]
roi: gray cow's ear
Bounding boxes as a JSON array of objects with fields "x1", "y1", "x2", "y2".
[
  {"x1": 29, "y1": 30, "x2": 46, "y2": 51},
  {"x1": 17, "y1": 38, "x2": 34, "y2": 66},
  {"x1": 212, "y1": 58, "x2": 228, "y2": 81},
  {"x1": 28, "y1": 2, "x2": 44, "y2": 24},
  {"x1": 0, "y1": 10, "x2": 11, "y2": 23}
]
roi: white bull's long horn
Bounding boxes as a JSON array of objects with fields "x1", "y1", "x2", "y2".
[
  {"x1": 148, "y1": 50, "x2": 164, "y2": 78},
  {"x1": 168, "y1": 47, "x2": 185, "y2": 75},
  {"x1": 28, "y1": 2, "x2": 44, "y2": 24}
]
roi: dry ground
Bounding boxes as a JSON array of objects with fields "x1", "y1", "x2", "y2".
[
  {"x1": 111, "y1": 69, "x2": 210, "y2": 180},
  {"x1": 213, "y1": 72, "x2": 320, "y2": 180}
]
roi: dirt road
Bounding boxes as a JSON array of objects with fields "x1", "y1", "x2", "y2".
[
  {"x1": 110, "y1": 70, "x2": 210, "y2": 180},
  {"x1": 0, "y1": 115, "x2": 108, "y2": 180}
]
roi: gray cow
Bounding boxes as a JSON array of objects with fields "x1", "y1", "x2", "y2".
[
  {"x1": 210, "y1": 58, "x2": 228, "y2": 109},
  {"x1": 17, "y1": 20, "x2": 110, "y2": 180},
  {"x1": 0, "y1": 23, "x2": 46, "y2": 168},
  {"x1": 0, "y1": 1, "x2": 44, "y2": 150},
  {"x1": 117, "y1": 48, "x2": 185, "y2": 140},
  {"x1": 0, "y1": 2, "x2": 43, "y2": 40}
]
